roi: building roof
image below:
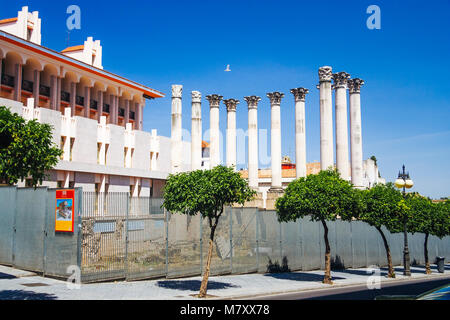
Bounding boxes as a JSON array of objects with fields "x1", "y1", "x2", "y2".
[
  {"x1": 0, "y1": 30, "x2": 164, "y2": 99},
  {"x1": 61, "y1": 45, "x2": 84, "y2": 53},
  {"x1": 239, "y1": 162, "x2": 321, "y2": 179},
  {"x1": 202, "y1": 141, "x2": 210, "y2": 149},
  {"x1": 0, "y1": 18, "x2": 18, "y2": 24}
]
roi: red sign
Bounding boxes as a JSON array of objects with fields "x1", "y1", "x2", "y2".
[{"x1": 55, "y1": 189, "x2": 75, "y2": 232}]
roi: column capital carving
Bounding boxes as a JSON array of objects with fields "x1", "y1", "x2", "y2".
[
  {"x1": 318, "y1": 66, "x2": 333, "y2": 82},
  {"x1": 206, "y1": 94, "x2": 223, "y2": 108},
  {"x1": 244, "y1": 96, "x2": 261, "y2": 109},
  {"x1": 332, "y1": 72, "x2": 350, "y2": 89},
  {"x1": 223, "y1": 98, "x2": 239, "y2": 112},
  {"x1": 191, "y1": 91, "x2": 201, "y2": 103},
  {"x1": 172, "y1": 84, "x2": 182, "y2": 98},
  {"x1": 348, "y1": 78, "x2": 365, "y2": 94},
  {"x1": 290, "y1": 88, "x2": 309, "y2": 102},
  {"x1": 267, "y1": 92, "x2": 284, "y2": 105}
]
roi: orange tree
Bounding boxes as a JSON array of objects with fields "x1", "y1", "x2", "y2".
[
  {"x1": 275, "y1": 169, "x2": 362, "y2": 284},
  {"x1": 406, "y1": 194, "x2": 450, "y2": 274},
  {"x1": 162, "y1": 165, "x2": 255, "y2": 298},
  {"x1": 359, "y1": 183, "x2": 405, "y2": 278},
  {"x1": 0, "y1": 106, "x2": 61, "y2": 187}
]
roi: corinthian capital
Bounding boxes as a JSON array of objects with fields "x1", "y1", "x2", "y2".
[
  {"x1": 266, "y1": 92, "x2": 284, "y2": 105},
  {"x1": 172, "y1": 84, "x2": 182, "y2": 98},
  {"x1": 318, "y1": 66, "x2": 333, "y2": 82},
  {"x1": 332, "y1": 72, "x2": 350, "y2": 89},
  {"x1": 191, "y1": 91, "x2": 201, "y2": 103},
  {"x1": 223, "y1": 98, "x2": 239, "y2": 112},
  {"x1": 290, "y1": 87, "x2": 309, "y2": 102},
  {"x1": 244, "y1": 96, "x2": 261, "y2": 109},
  {"x1": 348, "y1": 78, "x2": 365, "y2": 94},
  {"x1": 206, "y1": 94, "x2": 223, "y2": 108}
]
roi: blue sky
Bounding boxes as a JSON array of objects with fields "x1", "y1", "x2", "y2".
[{"x1": 2, "y1": 0, "x2": 450, "y2": 199}]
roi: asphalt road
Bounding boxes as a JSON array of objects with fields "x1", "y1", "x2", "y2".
[{"x1": 252, "y1": 275, "x2": 450, "y2": 300}]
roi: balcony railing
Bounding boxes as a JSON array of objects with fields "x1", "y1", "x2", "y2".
[
  {"x1": 103, "y1": 103, "x2": 110, "y2": 113},
  {"x1": 61, "y1": 91, "x2": 70, "y2": 103},
  {"x1": 129, "y1": 111, "x2": 135, "y2": 120},
  {"x1": 1, "y1": 74, "x2": 14, "y2": 87},
  {"x1": 39, "y1": 84, "x2": 50, "y2": 97},
  {"x1": 22, "y1": 79, "x2": 33, "y2": 92},
  {"x1": 76, "y1": 95, "x2": 84, "y2": 106},
  {"x1": 90, "y1": 100, "x2": 98, "y2": 110},
  {"x1": 118, "y1": 108, "x2": 125, "y2": 117}
]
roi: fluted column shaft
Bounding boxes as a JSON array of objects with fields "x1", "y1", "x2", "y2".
[
  {"x1": 191, "y1": 91, "x2": 202, "y2": 171},
  {"x1": 349, "y1": 78, "x2": 365, "y2": 187},
  {"x1": 171, "y1": 85, "x2": 183, "y2": 173},
  {"x1": 224, "y1": 99, "x2": 239, "y2": 170},
  {"x1": 245, "y1": 96, "x2": 261, "y2": 189},
  {"x1": 267, "y1": 92, "x2": 284, "y2": 190},
  {"x1": 318, "y1": 66, "x2": 334, "y2": 171},
  {"x1": 291, "y1": 88, "x2": 309, "y2": 178},
  {"x1": 333, "y1": 72, "x2": 351, "y2": 180},
  {"x1": 206, "y1": 94, "x2": 223, "y2": 168}
]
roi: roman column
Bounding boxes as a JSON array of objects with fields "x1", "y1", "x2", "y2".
[
  {"x1": 290, "y1": 87, "x2": 309, "y2": 178},
  {"x1": 191, "y1": 91, "x2": 202, "y2": 171},
  {"x1": 206, "y1": 94, "x2": 223, "y2": 168},
  {"x1": 318, "y1": 66, "x2": 334, "y2": 171},
  {"x1": 348, "y1": 78, "x2": 365, "y2": 188},
  {"x1": 224, "y1": 98, "x2": 239, "y2": 170},
  {"x1": 244, "y1": 96, "x2": 261, "y2": 189},
  {"x1": 333, "y1": 72, "x2": 351, "y2": 181},
  {"x1": 171, "y1": 84, "x2": 183, "y2": 173},
  {"x1": 267, "y1": 92, "x2": 284, "y2": 191}
]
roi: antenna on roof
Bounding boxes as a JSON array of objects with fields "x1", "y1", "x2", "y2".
[{"x1": 66, "y1": 29, "x2": 71, "y2": 48}]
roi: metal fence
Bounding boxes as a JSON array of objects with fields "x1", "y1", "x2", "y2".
[
  {"x1": 79, "y1": 192, "x2": 450, "y2": 283},
  {"x1": 1, "y1": 187, "x2": 449, "y2": 284},
  {"x1": 0, "y1": 186, "x2": 82, "y2": 278}
]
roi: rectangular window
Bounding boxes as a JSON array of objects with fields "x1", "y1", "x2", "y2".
[
  {"x1": 104, "y1": 144, "x2": 109, "y2": 165},
  {"x1": 69, "y1": 138, "x2": 75, "y2": 161},
  {"x1": 124, "y1": 147, "x2": 128, "y2": 167},
  {"x1": 97, "y1": 143, "x2": 101, "y2": 164},
  {"x1": 60, "y1": 136, "x2": 66, "y2": 160}
]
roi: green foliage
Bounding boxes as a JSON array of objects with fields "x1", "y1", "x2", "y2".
[
  {"x1": 0, "y1": 106, "x2": 62, "y2": 187},
  {"x1": 359, "y1": 182, "x2": 405, "y2": 233},
  {"x1": 406, "y1": 194, "x2": 450, "y2": 239},
  {"x1": 275, "y1": 169, "x2": 362, "y2": 223},
  {"x1": 162, "y1": 165, "x2": 256, "y2": 226}
]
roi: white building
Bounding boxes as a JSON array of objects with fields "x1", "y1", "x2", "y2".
[{"x1": 0, "y1": 7, "x2": 190, "y2": 197}]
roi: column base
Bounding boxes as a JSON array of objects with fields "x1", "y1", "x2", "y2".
[
  {"x1": 234, "y1": 191, "x2": 264, "y2": 209},
  {"x1": 266, "y1": 188, "x2": 284, "y2": 211}
]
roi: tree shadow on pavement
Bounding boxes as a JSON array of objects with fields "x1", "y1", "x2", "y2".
[
  {"x1": 0, "y1": 272, "x2": 17, "y2": 280},
  {"x1": 156, "y1": 280, "x2": 240, "y2": 291},
  {"x1": 264, "y1": 272, "x2": 345, "y2": 282},
  {"x1": 0, "y1": 290, "x2": 57, "y2": 300}
]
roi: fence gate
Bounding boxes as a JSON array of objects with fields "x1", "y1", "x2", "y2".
[{"x1": 12, "y1": 188, "x2": 48, "y2": 272}]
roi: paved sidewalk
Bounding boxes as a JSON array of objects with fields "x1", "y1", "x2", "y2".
[{"x1": 0, "y1": 264, "x2": 449, "y2": 300}]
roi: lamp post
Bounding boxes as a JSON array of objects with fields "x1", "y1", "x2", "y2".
[{"x1": 394, "y1": 164, "x2": 414, "y2": 276}]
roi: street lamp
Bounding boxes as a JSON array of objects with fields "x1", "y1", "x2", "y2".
[{"x1": 394, "y1": 164, "x2": 414, "y2": 276}]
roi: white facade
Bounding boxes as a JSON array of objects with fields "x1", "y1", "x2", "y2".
[{"x1": 0, "y1": 7, "x2": 41, "y2": 45}]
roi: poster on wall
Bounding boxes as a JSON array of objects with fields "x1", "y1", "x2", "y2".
[{"x1": 55, "y1": 189, "x2": 75, "y2": 232}]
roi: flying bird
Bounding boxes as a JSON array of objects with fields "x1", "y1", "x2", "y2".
[{"x1": 225, "y1": 64, "x2": 231, "y2": 72}]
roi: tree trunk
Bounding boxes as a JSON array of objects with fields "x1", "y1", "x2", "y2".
[
  {"x1": 198, "y1": 226, "x2": 216, "y2": 298},
  {"x1": 376, "y1": 227, "x2": 395, "y2": 278},
  {"x1": 424, "y1": 233, "x2": 431, "y2": 275},
  {"x1": 321, "y1": 220, "x2": 333, "y2": 285}
]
